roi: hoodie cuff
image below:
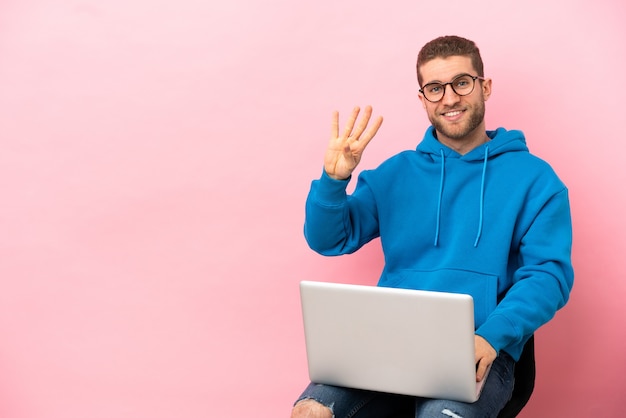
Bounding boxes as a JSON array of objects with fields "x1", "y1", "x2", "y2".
[
  {"x1": 313, "y1": 169, "x2": 352, "y2": 206},
  {"x1": 475, "y1": 313, "x2": 521, "y2": 355}
]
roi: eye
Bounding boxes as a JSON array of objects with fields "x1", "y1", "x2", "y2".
[
  {"x1": 453, "y1": 75, "x2": 473, "y2": 90},
  {"x1": 426, "y1": 84, "x2": 442, "y2": 94}
]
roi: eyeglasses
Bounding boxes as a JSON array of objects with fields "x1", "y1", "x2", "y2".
[{"x1": 419, "y1": 74, "x2": 485, "y2": 103}]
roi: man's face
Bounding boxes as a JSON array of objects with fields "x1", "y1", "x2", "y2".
[{"x1": 418, "y1": 56, "x2": 491, "y2": 146}]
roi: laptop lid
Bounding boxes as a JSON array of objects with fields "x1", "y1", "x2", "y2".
[{"x1": 299, "y1": 280, "x2": 487, "y2": 403}]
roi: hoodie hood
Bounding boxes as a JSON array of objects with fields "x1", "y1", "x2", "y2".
[
  {"x1": 417, "y1": 126, "x2": 529, "y2": 247},
  {"x1": 417, "y1": 126, "x2": 528, "y2": 159}
]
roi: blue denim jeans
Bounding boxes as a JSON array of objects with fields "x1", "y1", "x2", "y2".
[{"x1": 295, "y1": 352, "x2": 515, "y2": 418}]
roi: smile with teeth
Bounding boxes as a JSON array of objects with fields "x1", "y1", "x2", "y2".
[{"x1": 443, "y1": 110, "x2": 464, "y2": 117}]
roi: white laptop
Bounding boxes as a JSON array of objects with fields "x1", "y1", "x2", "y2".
[{"x1": 299, "y1": 280, "x2": 489, "y2": 403}]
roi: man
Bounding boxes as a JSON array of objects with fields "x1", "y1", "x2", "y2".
[{"x1": 292, "y1": 35, "x2": 574, "y2": 418}]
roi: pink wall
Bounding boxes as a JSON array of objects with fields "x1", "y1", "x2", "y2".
[{"x1": 0, "y1": 1, "x2": 624, "y2": 416}]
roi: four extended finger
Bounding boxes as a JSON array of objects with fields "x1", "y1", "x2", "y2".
[
  {"x1": 331, "y1": 106, "x2": 382, "y2": 154},
  {"x1": 350, "y1": 114, "x2": 383, "y2": 152}
]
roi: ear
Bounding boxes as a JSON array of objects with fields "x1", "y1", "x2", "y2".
[
  {"x1": 418, "y1": 92, "x2": 427, "y2": 110},
  {"x1": 482, "y1": 78, "x2": 492, "y2": 101}
]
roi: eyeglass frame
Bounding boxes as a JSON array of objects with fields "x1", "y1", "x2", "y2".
[{"x1": 419, "y1": 74, "x2": 486, "y2": 103}]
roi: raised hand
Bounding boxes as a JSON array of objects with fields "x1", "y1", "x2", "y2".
[{"x1": 324, "y1": 106, "x2": 383, "y2": 180}]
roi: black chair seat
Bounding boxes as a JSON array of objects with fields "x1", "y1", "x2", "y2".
[{"x1": 497, "y1": 335, "x2": 535, "y2": 418}]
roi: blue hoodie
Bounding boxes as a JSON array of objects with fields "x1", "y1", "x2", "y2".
[{"x1": 304, "y1": 126, "x2": 574, "y2": 361}]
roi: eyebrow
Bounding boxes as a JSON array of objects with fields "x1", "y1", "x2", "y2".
[{"x1": 423, "y1": 72, "x2": 471, "y2": 85}]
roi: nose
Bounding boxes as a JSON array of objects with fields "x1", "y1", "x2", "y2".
[{"x1": 440, "y1": 83, "x2": 461, "y2": 106}]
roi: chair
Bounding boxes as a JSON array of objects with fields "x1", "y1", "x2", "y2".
[{"x1": 497, "y1": 335, "x2": 536, "y2": 418}]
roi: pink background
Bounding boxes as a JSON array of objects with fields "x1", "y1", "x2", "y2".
[{"x1": 0, "y1": 1, "x2": 624, "y2": 417}]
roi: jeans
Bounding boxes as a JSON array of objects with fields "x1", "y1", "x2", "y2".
[{"x1": 294, "y1": 352, "x2": 515, "y2": 418}]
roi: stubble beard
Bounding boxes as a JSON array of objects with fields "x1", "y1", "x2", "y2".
[{"x1": 430, "y1": 101, "x2": 486, "y2": 141}]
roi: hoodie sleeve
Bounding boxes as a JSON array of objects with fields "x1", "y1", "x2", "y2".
[
  {"x1": 304, "y1": 170, "x2": 380, "y2": 255},
  {"x1": 476, "y1": 187, "x2": 574, "y2": 356}
]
